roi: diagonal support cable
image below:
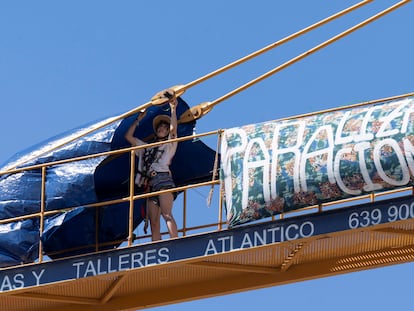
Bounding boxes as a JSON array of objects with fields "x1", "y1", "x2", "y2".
[
  {"x1": 180, "y1": 0, "x2": 410, "y2": 123},
  {"x1": 176, "y1": 0, "x2": 373, "y2": 93},
  {"x1": 3, "y1": 0, "x2": 402, "y2": 171}
]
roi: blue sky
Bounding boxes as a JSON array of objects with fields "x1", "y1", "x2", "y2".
[{"x1": 1, "y1": 1, "x2": 413, "y2": 310}]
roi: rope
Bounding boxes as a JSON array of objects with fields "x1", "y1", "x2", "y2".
[{"x1": 207, "y1": 130, "x2": 223, "y2": 207}]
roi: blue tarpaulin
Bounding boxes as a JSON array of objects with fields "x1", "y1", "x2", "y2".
[{"x1": 0, "y1": 97, "x2": 218, "y2": 266}]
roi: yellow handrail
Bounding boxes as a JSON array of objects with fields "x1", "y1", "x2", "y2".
[
  {"x1": 0, "y1": 130, "x2": 220, "y2": 177},
  {"x1": 0, "y1": 130, "x2": 224, "y2": 262}
]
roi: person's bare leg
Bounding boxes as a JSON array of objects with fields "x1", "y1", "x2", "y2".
[
  {"x1": 147, "y1": 199, "x2": 161, "y2": 241},
  {"x1": 159, "y1": 192, "x2": 178, "y2": 238}
]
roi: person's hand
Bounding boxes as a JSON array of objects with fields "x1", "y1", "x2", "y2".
[{"x1": 165, "y1": 89, "x2": 177, "y2": 109}]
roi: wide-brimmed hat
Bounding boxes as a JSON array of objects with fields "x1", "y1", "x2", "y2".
[{"x1": 152, "y1": 115, "x2": 171, "y2": 132}]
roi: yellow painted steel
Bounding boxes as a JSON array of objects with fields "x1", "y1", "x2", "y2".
[
  {"x1": 128, "y1": 150, "x2": 136, "y2": 246},
  {"x1": 0, "y1": 93, "x2": 414, "y2": 310},
  {"x1": 2, "y1": 217, "x2": 414, "y2": 311},
  {"x1": 2, "y1": 1, "x2": 382, "y2": 171},
  {"x1": 1, "y1": 92, "x2": 414, "y2": 259},
  {"x1": 179, "y1": 0, "x2": 372, "y2": 92},
  {"x1": 202, "y1": 0, "x2": 411, "y2": 115}
]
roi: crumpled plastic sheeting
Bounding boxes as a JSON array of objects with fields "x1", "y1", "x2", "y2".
[
  {"x1": 0, "y1": 170, "x2": 42, "y2": 219},
  {"x1": 1, "y1": 117, "x2": 119, "y2": 172},
  {"x1": 45, "y1": 158, "x2": 104, "y2": 210},
  {"x1": 0, "y1": 219, "x2": 39, "y2": 268},
  {"x1": 0, "y1": 117, "x2": 120, "y2": 266},
  {"x1": 0, "y1": 98, "x2": 219, "y2": 266},
  {"x1": 42, "y1": 200, "x2": 146, "y2": 259}
]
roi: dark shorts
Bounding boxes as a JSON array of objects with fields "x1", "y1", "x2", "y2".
[
  {"x1": 149, "y1": 172, "x2": 175, "y2": 192},
  {"x1": 148, "y1": 172, "x2": 176, "y2": 205}
]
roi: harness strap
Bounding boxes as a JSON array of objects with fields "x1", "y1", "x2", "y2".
[{"x1": 207, "y1": 131, "x2": 222, "y2": 207}]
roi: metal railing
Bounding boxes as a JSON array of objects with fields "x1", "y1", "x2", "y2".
[
  {"x1": 2, "y1": 97, "x2": 414, "y2": 266},
  {"x1": 0, "y1": 129, "x2": 224, "y2": 264}
]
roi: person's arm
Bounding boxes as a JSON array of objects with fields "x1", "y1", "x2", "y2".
[
  {"x1": 168, "y1": 93, "x2": 178, "y2": 140},
  {"x1": 125, "y1": 110, "x2": 147, "y2": 146}
]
